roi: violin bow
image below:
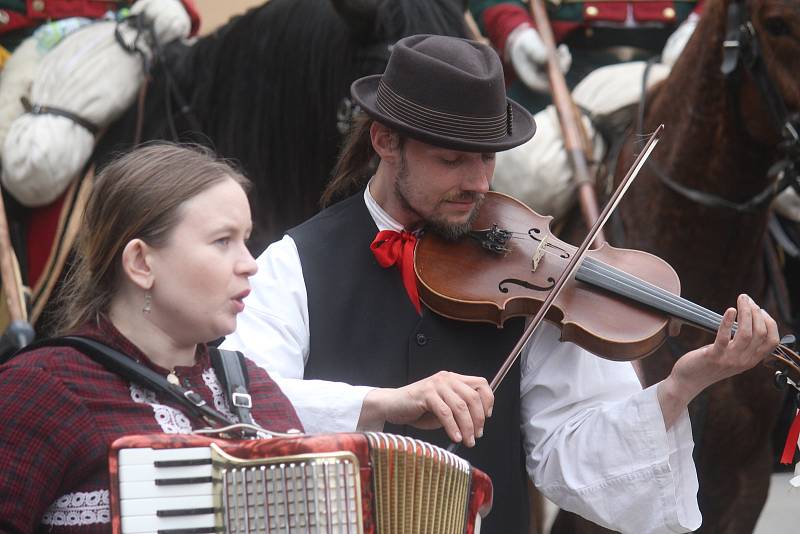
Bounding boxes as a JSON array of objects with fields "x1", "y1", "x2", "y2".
[{"x1": 489, "y1": 125, "x2": 664, "y2": 391}]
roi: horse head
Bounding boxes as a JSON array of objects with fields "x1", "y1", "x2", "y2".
[{"x1": 728, "y1": 0, "x2": 800, "y2": 146}]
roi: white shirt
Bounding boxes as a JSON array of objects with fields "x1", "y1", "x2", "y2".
[{"x1": 223, "y1": 187, "x2": 702, "y2": 534}]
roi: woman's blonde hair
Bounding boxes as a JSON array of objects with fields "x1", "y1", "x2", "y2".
[{"x1": 55, "y1": 142, "x2": 250, "y2": 334}]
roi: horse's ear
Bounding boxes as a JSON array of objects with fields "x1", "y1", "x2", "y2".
[{"x1": 330, "y1": 0, "x2": 379, "y2": 39}]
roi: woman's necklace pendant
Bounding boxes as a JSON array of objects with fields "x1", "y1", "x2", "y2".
[{"x1": 166, "y1": 370, "x2": 180, "y2": 386}]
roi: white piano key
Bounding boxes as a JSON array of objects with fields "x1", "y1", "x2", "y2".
[
  {"x1": 119, "y1": 462, "x2": 213, "y2": 482},
  {"x1": 120, "y1": 512, "x2": 215, "y2": 533},
  {"x1": 118, "y1": 447, "x2": 212, "y2": 466},
  {"x1": 120, "y1": 494, "x2": 215, "y2": 517},
  {"x1": 119, "y1": 480, "x2": 214, "y2": 500}
]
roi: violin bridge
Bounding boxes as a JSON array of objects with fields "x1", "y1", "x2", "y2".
[{"x1": 531, "y1": 234, "x2": 548, "y2": 272}]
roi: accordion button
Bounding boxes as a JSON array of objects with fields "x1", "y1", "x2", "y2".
[{"x1": 416, "y1": 333, "x2": 428, "y2": 346}]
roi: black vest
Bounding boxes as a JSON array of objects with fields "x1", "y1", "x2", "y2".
[{"x1": 288, "y1": 193, "x2": 529, "y2": 533}]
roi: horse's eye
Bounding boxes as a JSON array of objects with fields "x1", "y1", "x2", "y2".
[{"x1": 764, "y1": 16, "x2": 791, "y2": 37}]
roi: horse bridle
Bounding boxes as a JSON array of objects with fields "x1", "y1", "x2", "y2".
[{"x1": 649, "y1": 0, "x2": 800, "y2": 214}]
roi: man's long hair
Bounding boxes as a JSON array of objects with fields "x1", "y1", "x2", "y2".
[{"x1": 321, "y1": 115, "x2": 377, "y2": 207}]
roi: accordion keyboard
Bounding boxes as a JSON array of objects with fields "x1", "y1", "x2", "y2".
[
  {"x1": 117, "y1": 445, "x2": 361, "y2": 533},
  {"x1": 111, "y1": 432, "x2": 490, "y2": 534}
]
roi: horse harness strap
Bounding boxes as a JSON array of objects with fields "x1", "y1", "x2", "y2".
[
  {"x1": 651, "y1": 158, "x2": 796, "y2": 213},
  {"x1": 642, "y1": 0, "x2": 800, "y2": 213},
  {"x1": 635, "y1": 63, "x2": 790, "y2": 213},
  {"x1": 722, "y1": 1, "x2": 797, "y2": 137},
  {"x1": 115, "y1": 13, "x2": 204, "y2": 141},
  {"x1": 20, "y1": 96, "x2": 100, "y2": 136},
  {"x1": 721, "y1": 0, "x2": 800, "y2": 198}
]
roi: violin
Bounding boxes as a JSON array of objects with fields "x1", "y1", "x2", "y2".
[
  {"x1": 415, "y1": 190, "x2": 800, "y2": 389},
  {"x1": 416, "y1": 122, "x2": 800, "y2": 399}
]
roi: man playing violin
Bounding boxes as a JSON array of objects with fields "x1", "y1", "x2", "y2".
[{"x1": 223, "y1": 34, "x2": 779, "y2": 533}]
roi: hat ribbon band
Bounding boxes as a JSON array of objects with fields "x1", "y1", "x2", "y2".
[{"x1": 376, "y1": 81, "x2": 511, "y2": 142}]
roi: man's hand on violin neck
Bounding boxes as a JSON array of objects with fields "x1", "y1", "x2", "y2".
[
  {"x1": 358, "y1": 371, "x2": 494, "y2": 447},
  {"x1": 658, "y1": 294, "x2": 780, "y2": 429}
]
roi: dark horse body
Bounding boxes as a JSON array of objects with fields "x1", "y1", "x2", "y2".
[
  {"x1": 94, "y1": 0, "x2": 469, "y2": 255},
  {"x1": 553, "y1": 0, "x2": 800, "y2": 532}
]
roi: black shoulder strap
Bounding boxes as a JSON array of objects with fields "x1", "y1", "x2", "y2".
[
  {"x1": 209, "y1": 348, "x2": 255, "y2": 426},
  {"x1": 16, "y1": 336, "x2": 234, "y2": 428}
]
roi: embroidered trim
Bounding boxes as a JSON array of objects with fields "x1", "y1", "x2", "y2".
[
  {"x1": 202, "y1": 367, "x2": 237, "y2": 423},
  {"x1": 41, "y1": 490, "x2": 110, "y2": 526},
  {"x1": 129, "y1": 383, "x2": 192, "y2": 434}
]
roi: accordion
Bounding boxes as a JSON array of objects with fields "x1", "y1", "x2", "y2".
[{"x1": 109, "y1": 431, "x2": 492, "y2": 533}]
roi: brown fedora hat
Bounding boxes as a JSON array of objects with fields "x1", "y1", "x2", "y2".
[{"x1": 351, "y1": 34, "x2": 536, "y2": 152}]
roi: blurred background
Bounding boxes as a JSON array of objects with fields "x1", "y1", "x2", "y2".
[{"x1": 193, "y1": 0, "x2": 262, "y2": 34}]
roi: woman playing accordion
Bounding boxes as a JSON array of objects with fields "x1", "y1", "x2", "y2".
[{"x1": 0, "y1": 143, "x2": 491, "y2": 533}]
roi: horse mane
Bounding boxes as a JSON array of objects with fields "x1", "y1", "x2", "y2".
[{"x1": 98, "y1": 0, "x2": 468, "y2": 253}]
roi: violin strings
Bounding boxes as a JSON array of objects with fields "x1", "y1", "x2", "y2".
[
  {"x1": 519, "y1": 238, "x2": 726, "y2": 329},
  {"x1": 776, "y1": 344, "x2": 800, "y2": 371},
  {"x1": 579, "y1": 267, "x2": 720, "y2": 331},
  {"x1": 500, "y1": 231, "x2": 783, "y2": 346},
  {"x1": 581, "y1": 262, "x2": 800, "y2": 375},
  {"x1": 492, "y1": 231, "x2": 800, "y2": 380},
  {"x1": 579, "y1": 257, "x2": 726, "y2": 331}
]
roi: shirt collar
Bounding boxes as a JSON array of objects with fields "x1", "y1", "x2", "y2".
[{"x1": 364, "y1": 178, "x2": 405, "y2": 232}]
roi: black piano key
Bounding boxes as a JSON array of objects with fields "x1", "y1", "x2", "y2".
[
  {"x1": 156, "y1": 507, "x2": 217, "y2": 517},
  {"x1": 156, "y1": 528, "x2": 219, "y2": 534},
  {"x1": 154, "y1": 476, "x2": 213, "y2": 486},
  {"x1": 154, "y1": 458, "x2": 213, "y2": 468}
]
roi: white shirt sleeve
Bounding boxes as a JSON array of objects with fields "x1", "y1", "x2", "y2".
[
  {"x1": 521, "y1": 321, "x2": 701, "y2": 534},
  {"x1": 222, "y1": 235, "x2": 374, "y2": 434}
]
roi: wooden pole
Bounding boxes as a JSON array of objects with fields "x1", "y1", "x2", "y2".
[
  {"x1": 529, "y1": 0, "x2": 606, "y2": 245},
  {"x1": 0, "y1": 196, "x2": 26, "y2": 324},
  {"x1": 0, "y1": 186, "x2": 34, "y2": 355},
  {"x1": 464, "y1": 10, "x2": 490, "y2": 46}
]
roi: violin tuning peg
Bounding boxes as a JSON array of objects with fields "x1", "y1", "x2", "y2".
[
  {"x1": 781, "y1": 334, "x2": 796, "y2": 349},
  {"x1": 774, "y1": 370, "x2": 790, "y2": 390}
]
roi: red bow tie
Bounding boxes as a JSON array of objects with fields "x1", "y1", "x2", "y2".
[{"x1": 370, "y1": 230, "x2": 421, "y2": 314}]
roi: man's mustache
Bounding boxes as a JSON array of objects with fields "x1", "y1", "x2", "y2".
[{"x1": 442, "y1": 192, "x2": 485, "y2": 203}]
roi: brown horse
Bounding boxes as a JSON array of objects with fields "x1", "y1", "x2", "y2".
[{"x1": 551, "y1": 0, "x2": 800, "y2": 532}]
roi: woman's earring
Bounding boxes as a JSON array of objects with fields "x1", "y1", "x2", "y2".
[{"x1": 143, "y1": 292, "x2": 152, "y2": 314}]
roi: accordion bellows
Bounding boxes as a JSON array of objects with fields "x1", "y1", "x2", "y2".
[{"x1": 109, "y1": 432, "x2": 492, "y2": 533}]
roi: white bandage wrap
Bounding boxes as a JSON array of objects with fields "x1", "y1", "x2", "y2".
[
  {"x1": 130, "y1": 0, "x2": 191, "y2": 45},
  {"x1": 661, "y1": 12, "x2": 700, "y2": 67},
  {"x1": 0, "y1": 38, "x2": 46, "y2": 153},
  {"x1": 571, "y1": 61, "x2": 671, "y2": 117},
  {"x1": 0, "y1": 0, "x2": 191, "y2": 207},
  {"x1": 492, "y1": 105, "x2": 604, "y2": 219}
]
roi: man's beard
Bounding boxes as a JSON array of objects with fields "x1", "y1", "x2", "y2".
[
  {"x1": 394, "y1": 152, "x2": 484, "y2": 241},
  {"x1": 426, "y1": 196, "x2": 483, "y2": 241}
]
